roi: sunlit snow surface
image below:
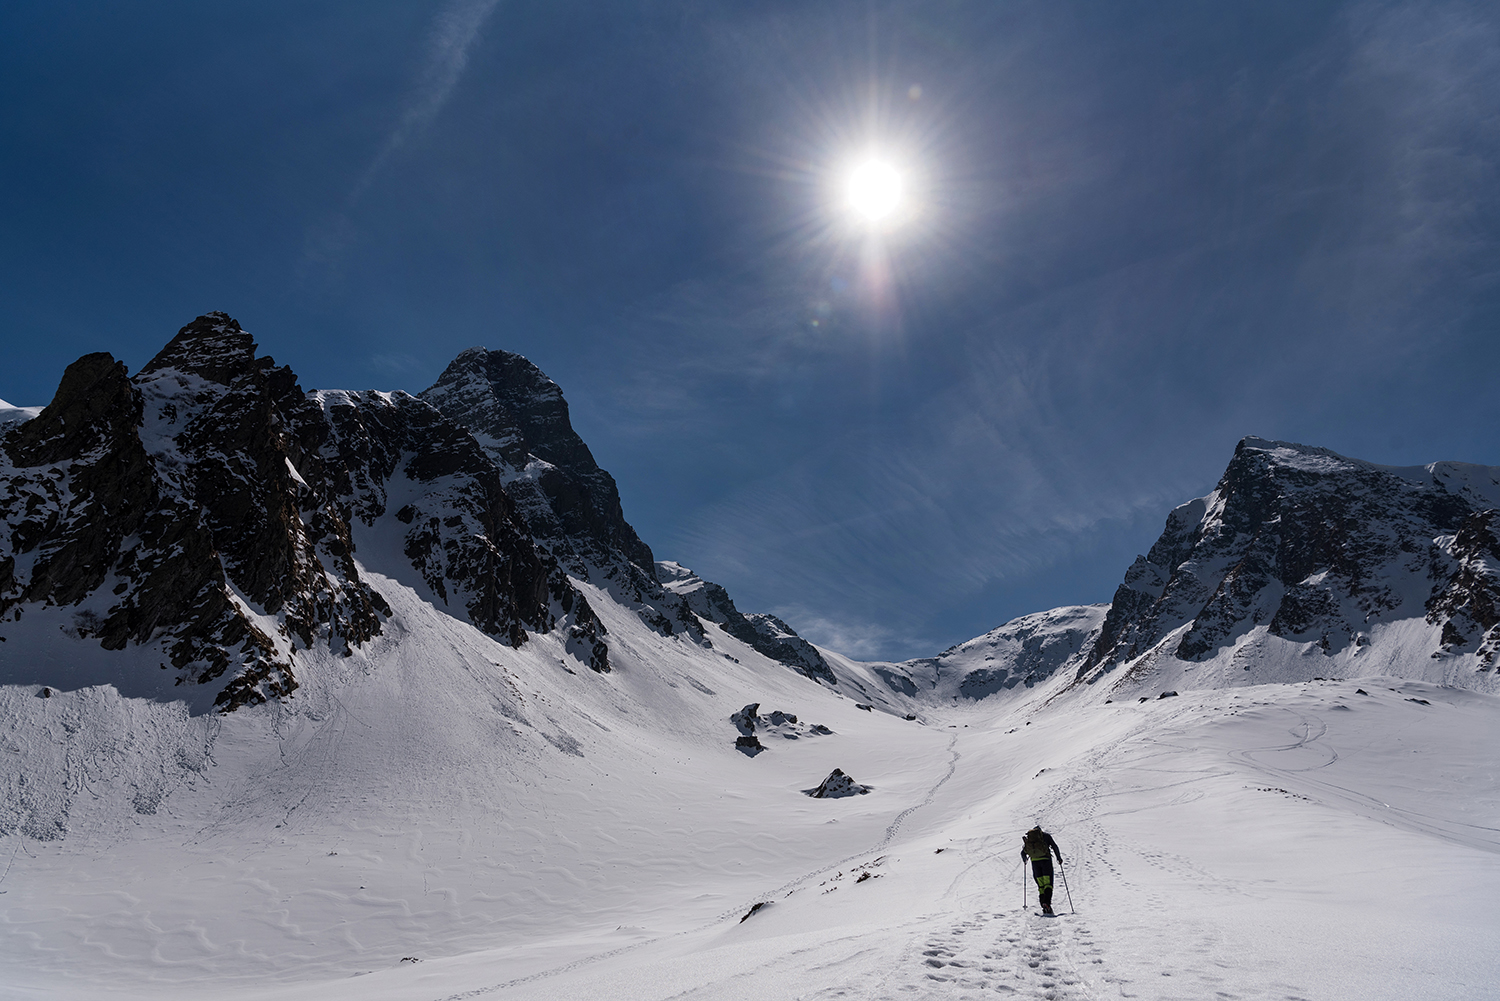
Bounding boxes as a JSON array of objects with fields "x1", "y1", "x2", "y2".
[{"x1": 2, "y1": 570, "x2": 1498, "y2": 1000}]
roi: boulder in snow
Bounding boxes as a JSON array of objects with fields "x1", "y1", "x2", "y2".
[{"x1": 805, "y1": 768, "x2": 870, "y2": 798}]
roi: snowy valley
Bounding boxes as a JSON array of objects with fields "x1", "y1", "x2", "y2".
[{"x1": 2, "y1": 315, "x2": 1498, "y2": 1000}]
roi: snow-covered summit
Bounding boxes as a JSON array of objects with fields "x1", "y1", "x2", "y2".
[
  {"x1": 0, "y1": 397, "x2": 41, "y2": 428},
  {"x1": 915, "y1": 603, "x2": 1109, "y2": 700},
  {"x1": 1077, "y1": 435, "x2": 1500, "y2": 692}
]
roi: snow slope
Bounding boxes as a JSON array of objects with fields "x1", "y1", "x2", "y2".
[
  {"x1": 0, "y1": 564, "x2": 951, "y2": 998},
  {"x1": 0, "y1": 400, "x2": 40, "y2": 429},
  {"x1": 3, "y1": 568, "x2": 1498, "y2": 1000}
]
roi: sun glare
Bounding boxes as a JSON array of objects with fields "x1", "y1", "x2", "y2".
[{"x1": 846, "y1": 158, "x2": 904, "y2": 224}]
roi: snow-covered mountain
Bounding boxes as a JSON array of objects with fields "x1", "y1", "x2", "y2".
[
  {"x1": 0, "y1": 314, "x2": 826, "y2": 711},
  {"x1": 3, "y1": 315, "x2": 1498, "y2": 1000},
  {"x1": 826, "y1": 437, "x2": 1500, "y2": 717},
  {"x1": 1075, "y1": 437, "x2": 1500, "y2": 695}
]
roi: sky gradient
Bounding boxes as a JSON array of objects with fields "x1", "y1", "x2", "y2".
[{"x1": 3, "y1": 1, "x2": 1497, "y2": 659}]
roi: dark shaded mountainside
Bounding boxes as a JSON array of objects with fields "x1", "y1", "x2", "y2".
[
  {"x1": 0, "y1": 313, "x2": 832, "y2": 712},
  {"x1": 851, "y1": 437, "x2": 1500, "y2": 710}
]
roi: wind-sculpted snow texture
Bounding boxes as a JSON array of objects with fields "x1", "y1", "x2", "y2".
[{"x1": 1079, "y1": 437, "x2": 1500, "y2": 690}]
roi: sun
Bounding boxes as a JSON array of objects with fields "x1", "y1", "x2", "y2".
[{"x1": 845, "y1": 158, "x2": 904, "y2": 224}]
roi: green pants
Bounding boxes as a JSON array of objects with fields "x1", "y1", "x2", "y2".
[{"x1": 1030, "y1": 857, "x2": 1055, "y2": 910}]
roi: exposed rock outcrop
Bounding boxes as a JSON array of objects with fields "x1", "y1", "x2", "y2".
[
  {"x1": 135, "y1": 316, "x2": 392, "y2": 695},
  {"x1": 805, "y1": 768, "x2": 870, "y2": 798},
  {"x1": 414, "y1": 350, "x2": 829, "y2": 681},
  {"x1": 314, "y1": 389, "x2": 606, "y2": 666},
  {"x1": 1426, "y1": 509, "x2": 1500, "y2": 666},
  {"x1": 729, "y1": 702, "x2": 831, "y2": 754},
  {"x1": 1, "y1": 347, "x2": 292, "y2": 710}
]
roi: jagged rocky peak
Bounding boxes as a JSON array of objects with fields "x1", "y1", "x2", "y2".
[
  {"x1": 1, "y1": 342, "x2": 293, "y2": 711},
  {"x1": 420, "y1": 348, "x2": 656, "y2": 579},
  {"x1": 1079, "y1": 436, "x2": 1500, "y2": 680},
  {"x1": 418, "y1": 349, "x2": 705, "y2": 648},
  {"x1": 133, "y1": 312, "x2": 388, "y2": 665},
  {"x1": 312, "y1": 387, "x2": 608, "y2": 668},
  {"x1": 138, "y1": 311, "x2": 260, "y2": 386}
]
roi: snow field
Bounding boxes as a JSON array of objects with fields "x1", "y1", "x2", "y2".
[
  {"x1": 2, "y1": 567, "x2": 1499, "y2": 999},
  {"x1": 0, "y1": 571, "x2": 954, "y2": 998}
]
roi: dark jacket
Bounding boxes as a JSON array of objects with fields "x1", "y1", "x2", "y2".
[{"x1": 1021, "y1": 828, "x2": 1062, "y2": 862}]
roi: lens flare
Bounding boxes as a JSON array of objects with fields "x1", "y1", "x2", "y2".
[{"x1": 846, "y1": 159, "x2": 904, "y2": 223}]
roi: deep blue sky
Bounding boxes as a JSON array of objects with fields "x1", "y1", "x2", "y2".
[{"x1": 3, "y1": 1, "x2": 1497, "y2": 659}]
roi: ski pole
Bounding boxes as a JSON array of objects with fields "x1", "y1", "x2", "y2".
[
  {"x1": 1059, "y1": 858, "x2": 1075, "y2": 914},
  {"x1": 1021, "y1": 857, "x2": 1027, "y2": 911}
]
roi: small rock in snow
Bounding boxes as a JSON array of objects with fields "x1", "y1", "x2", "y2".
[{"x1": 805, "y1": 768, "x2": 870, "y2": 798}]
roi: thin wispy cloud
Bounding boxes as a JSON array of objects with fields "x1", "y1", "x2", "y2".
[
  {"x1": 302, "y1": 0, "x2": 502, "y2": 279},
  {"x1": 354, "y1": 0, "x2": 503, "y2": 200}
]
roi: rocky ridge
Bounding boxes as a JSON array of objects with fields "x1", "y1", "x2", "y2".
[
  {"x1": 417, "y1": 350, "x2": 836, "y2": 681},
  {"x1": 0, "y1": 314, "x2": 832, "y2": 710},
  {"x1": 658, "y1": 561, "x2": 836, "y2": 684},
  {"x1": 419, "y1": 349, "x2": 700, "y2": 642}
]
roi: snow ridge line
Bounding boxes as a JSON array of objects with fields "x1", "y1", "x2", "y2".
[{"x1": 432, "y1": 732, "x2": 962, "y2": 1000}]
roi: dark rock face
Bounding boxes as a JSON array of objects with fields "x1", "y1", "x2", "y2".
[
  {"x1": 1, "y1": 345, "x2": 289, "y2": 710},
  {"x1": 419, "y1": 349, "x2": 703, "y2": 646},
  {"x1": 731, "y1": 702, "x2": 761, "y2": 736},
  {"x1": 734, "y1": 734, "x2": 765, "y2": 756},
  {"x1": 135, "y1": 316, "x2": 390, "y2": 678},
  {"x1": 1427, "y1": 509, "x2": 1500, "y2": 666},
  {"x1": 1079, "y1": 438, "x2": 1500, "y2": 680},
  {"x1": 314, "y1": 389, "x2": 606, "y2": 667},
  {"x1": 420, "y1": 349, "x2": 655, "y2": 576},
  {"x1": 418, "y1": 350, "x2": 832, "y2": 683}
]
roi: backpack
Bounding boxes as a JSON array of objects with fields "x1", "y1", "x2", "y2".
[{"x1": 1022, "y1": 828, "x2": 1050, "y2": 859}]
